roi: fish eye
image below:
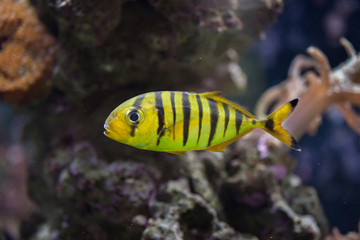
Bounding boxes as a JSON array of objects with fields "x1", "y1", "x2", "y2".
[
  {"x1": 129, "y1": 112, "x2": 139, "y2": 122},
  {"x1": 126, "y1": 109, "x2": 143, "y2": 125}
]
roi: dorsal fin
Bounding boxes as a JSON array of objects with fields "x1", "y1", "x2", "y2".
[
  {"x1": 201, "y1": 91, "x2": 222, "y2": 97},
  {"x1": 200, "y1": 92, "x2": 256, "y2": 119}
]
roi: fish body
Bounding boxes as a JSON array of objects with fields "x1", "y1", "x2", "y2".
[{"x1": 104, "y1": 91, "x2": 300, "y2": 154}]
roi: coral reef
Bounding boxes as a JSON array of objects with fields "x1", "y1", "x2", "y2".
[
  {"x1": 1, "y1": 0, "x2": 359, "y2": 240},
  {"x1": 29, "y1": 137, "x2": 327, "y2": 240},
  {"x1": 219, "y1": 132, "x2": 328, "y2": 240},
  {"x1": 29, "y1": 0, "x2": 283, "y2": 101},
  {"x1": 0, "y1": 0, "x2": 56, "y2": 104},
  {"x1": 30, "y1": 141, "x2": 160, "y2": 240},
  {"x1": 142, "y1": 178, "x2": 257, "y2": 240}
]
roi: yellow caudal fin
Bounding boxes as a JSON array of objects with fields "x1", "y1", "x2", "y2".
[{"x1": 262, "y1": 98, "x2": 301, "y2": 151}]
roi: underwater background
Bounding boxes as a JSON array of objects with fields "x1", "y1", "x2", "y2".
[
  {"x1": 0, "y1": 0, "x2": 360, "y2": 239},
  {"x1": 252, "y1": 0, "x2": 360, "y2": 233}
]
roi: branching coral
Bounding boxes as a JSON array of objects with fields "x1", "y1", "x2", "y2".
[
  {"x1": 325, "y1": 223, "x2": 360, "y2": 240},
  {"x1": 255, "y1": 38, "x2": 360, "y2": 142},
  {"x1": 0, "y1": 0, "x2": 56, "y2": 104}
]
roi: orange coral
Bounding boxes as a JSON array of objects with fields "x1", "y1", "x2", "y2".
[
  {"x1": 255, "y1": 38, "x2": 360, "y2": 142},
  {"x1": 0, "y1": 0, "x2": 56, "y2": 104},
  {"x1": 325, "y1": 224, "x2": 360, "y2": 240}
]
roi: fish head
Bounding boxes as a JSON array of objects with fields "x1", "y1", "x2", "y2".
[{"x1": 104, "y1": 97, "x2": 158, "y2": 149}]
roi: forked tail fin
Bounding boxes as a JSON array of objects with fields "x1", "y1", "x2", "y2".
[{"x1": 262, "y1": 98, "x2": 301, "y2": 151}]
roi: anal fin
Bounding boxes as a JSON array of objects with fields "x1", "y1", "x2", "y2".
[
  {"x1": 205, "y1": 129, "x2": 254, "y2": 153},
  {"x1": 167, "y1": 150, "x2": 186, "y2": 155},
  {"x1": 206, "y1": 145, "x2": 226, "y2": 152}
]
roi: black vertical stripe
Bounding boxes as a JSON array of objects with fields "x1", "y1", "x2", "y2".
[
  {"x1": 133, "y1": 95, "x2": 145, "y2": 108},
  {"x1": 207, "y1": 99, "x2": 218, "y2": 146},
  {"x1": 170, "y1": 92, "x2": 176, "y2": 140},
  {"x1": 182, "y1": 93, "x2": 191, "y2": 146},
  {"x1": 156, "y1": 129, "x2": 165, "y2": 145},
  {"x1": 222, "y1": 103, "x2": 229, "y2": 137},
  {"x1": 130, "y1": 95, "x2": 145, "y2": 137},
  {"x1": 265, "y1": 118, "x2": 274, "y2": 131},
  {"x1": 155, "y1": 91, "x2": 165, "y2": 136},
  {"x1": 130, "y1": 127, "x2": 136, "y2": 137},
  {"x1": 196, "y1": 94, "x2": 203, "y2": 144},
  {"x1": 235, "y1": 110, "x2": 243, "y2": 134}
]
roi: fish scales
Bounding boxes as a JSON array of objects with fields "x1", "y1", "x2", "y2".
[
  {"x1": 104, "y1": 91, "x2": 301, "y2": 154},
  {"x1": 117, "y1": 91, "x2": 244, "y2": 150}
]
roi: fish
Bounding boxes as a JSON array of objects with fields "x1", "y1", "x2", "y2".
[{"x1": 103, "y1": 91, "x2": 300, "y2": 154}]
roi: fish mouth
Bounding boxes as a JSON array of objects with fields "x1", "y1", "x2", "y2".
[
  {"x1": 103, "y1": 124, "x2": 112, "y2": 137},
  {"x1": 103, "y1": 129, "x2": 110, "y2": 136},
  {"x1": 103, "y1": 123, "x2": 122, "y2": 142}
]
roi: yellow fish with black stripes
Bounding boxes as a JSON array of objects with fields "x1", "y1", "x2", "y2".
[{"x1": 103, "y1": 91, "x2": 301, "y2": 154}]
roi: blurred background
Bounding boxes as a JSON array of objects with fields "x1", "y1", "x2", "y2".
[
  {"x1": 247, "y1": 0, "x2": 360, "y2": 233},
  {"x1": 1, "y1": 0, "x2": 360, "y2": 238}
]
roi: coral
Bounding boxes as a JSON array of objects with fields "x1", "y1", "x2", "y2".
[
  {"x1": 183, "y1": 152, "x2": 223, "y2": 213},
  {"x1": 218, "y1": 135, "x2": 328, "y2": 240},
  {"x1": 39, "y1": 141, "x2": 160, "y2": 240},
  {"x1": 0, "y1": 0, "x2": 56, "y2": 104},
  {"x1": 255, "y1": 38, "x2": 360, "y2": 142},
  {"x1": 237, "y1": 0, "x2": 283, "y2": 40},
  {"x1": 142, "y1": 178, "x2": 258, "y2": 240},
  {"x1": 255, "y1": 54, "x2": 317, "y2": 119},
  {"x1": 213, "y1": 49, "x2": 248, "y2": 93},
  {"x1": 325, "y1": 223, "x2": 360, "y2": 240},
  {"x1": 1, "y1": 1, "x2": 344, "y2": 240},
  {"x1": 29, "y1": 0, "x2": 283, "y2": 101},
  {"x1": 0, "y1": 145, "x2": 36, "y2": 240},
  {"x1": 23, "y1": 124, "x2": 328, "y2": 240},
  {"x1": 39, "y1": 142, "x2": 157, "y2": 239}
]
